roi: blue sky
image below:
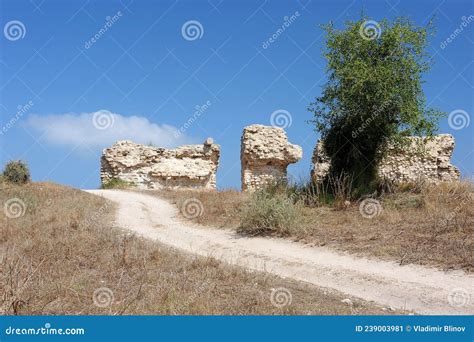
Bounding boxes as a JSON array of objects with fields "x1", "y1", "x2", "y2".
[{"x1": 1, "y1": 0, "x2": 472, "y2": 189}]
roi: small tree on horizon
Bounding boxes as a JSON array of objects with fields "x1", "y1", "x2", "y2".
[
  {"x1": 309, "y1": 17, "x2": 444, "y2": 194},
  {"x1": 3, "y1": 160, "x2": 31, "y2": 184}
]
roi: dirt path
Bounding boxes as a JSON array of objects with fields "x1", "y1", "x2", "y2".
[{"x1": 86, "y1": 189, "x2": 473, "y2": 315}]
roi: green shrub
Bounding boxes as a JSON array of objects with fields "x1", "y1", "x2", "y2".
[
  {"x1": 257, "y1": 178, "x2": 337, "y2": 207},
  {"x1": 238, "y1": 190, "x2": 304, "y2": 236},
  {"x1": 3, "y1": 160, "x2": 31, "y2": 184},
  {"x1": 101, "y1": 178, "x2": 135, "y2": 189}
]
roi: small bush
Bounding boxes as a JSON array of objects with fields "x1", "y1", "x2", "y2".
[
  {"x1": 101, "y1": 178, "x2": 135, "y2": 189},
  {"x1": 2, "y1": 160, "x2": 30, "y2": 184},
  {"x1": 238, "y1": 190, "x2": 304, "y2": 236},
  {"x1": 259, "y1": 178, "x2": 337, "y2": 207}
]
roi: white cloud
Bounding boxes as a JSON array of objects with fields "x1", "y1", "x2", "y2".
[{"x1": 24, "y1": 110, "x2": 191, "y2": 149}]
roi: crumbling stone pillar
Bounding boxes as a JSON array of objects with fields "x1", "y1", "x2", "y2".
[{"x1": 241, "y1": 124, "x2": 303, "y2": 191}]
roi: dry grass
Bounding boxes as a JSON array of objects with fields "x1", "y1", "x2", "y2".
[
  {"x1": 155, "y1": 189, "x2": 247, "y2": 229},
  {"x1": 0, "y1": 182, "x2": 393, "y2": 315},
  {"x1": 301, "y1": 181, "x2": 473, "y2": 272},
  {"x1": 152, "y1": 180, "x2": 474, "y2": 272},
  {"x1": 237, "y1": 191, "x2": 305, "y2": 236}
]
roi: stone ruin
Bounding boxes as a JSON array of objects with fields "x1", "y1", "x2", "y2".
[
  {"x1": 311, "y1": 134, "x2": 460, "y2": 184},
  {"x1": 241, "y1": 124, "x2": 303, "y2": 191},
  {"x1": 100, "y1": 127, "x2": 460, "y2": 191},
  {"x1": 100, "y1": 138, "x2": 220, "y2": 190}
]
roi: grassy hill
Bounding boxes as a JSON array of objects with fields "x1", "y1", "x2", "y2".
[{"x1": 0, "y1": 182, "x2": 395, "y2": 315}]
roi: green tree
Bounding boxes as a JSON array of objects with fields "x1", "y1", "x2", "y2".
[
  {"x1": 3, "y1": 160, "x2": 31, "y2": 184},
  {"x1": 309, "y1": 17, "x2": 443, "y2": 194}
]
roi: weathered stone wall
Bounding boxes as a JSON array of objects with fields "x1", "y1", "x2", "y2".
[
  {"x1": 241, "y1": 125, "x2": 303, "y2": 191},
  {"x1": 101, "y1": 138, "x2": 220, "y2": 190},
  {"x1": 311, "y1": 134, "x2": 460, "y2": 184}
]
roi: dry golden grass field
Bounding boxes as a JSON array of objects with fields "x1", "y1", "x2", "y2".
[
  {"x1": 0, "y1": 182, "x2": 399, "y2": 315},
  {"x1": 155, "y1": 180, "x2": 474, "y2": 272}
]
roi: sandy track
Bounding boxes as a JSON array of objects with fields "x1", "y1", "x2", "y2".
[{"x1": 86, "y1": 189, "x2": 474, "y2": 315}]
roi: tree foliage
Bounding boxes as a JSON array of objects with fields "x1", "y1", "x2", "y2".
[
  {"x1": 309, "y1": 17, "x2": 444, "y2": 193},
  {"x1": 3, "y1": 160, "x2": 31, "y2": 184}
]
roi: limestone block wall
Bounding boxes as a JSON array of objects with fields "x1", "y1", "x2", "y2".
[
  {"x1": 311, "y1": 134, "x2": 460, "y2": 184},
  {"x1": 241, "y1": 124, "x2": 303, "y2": 191},
  {"x1": 100, "y1": 138, "x2": 220, "y2": 190}
]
